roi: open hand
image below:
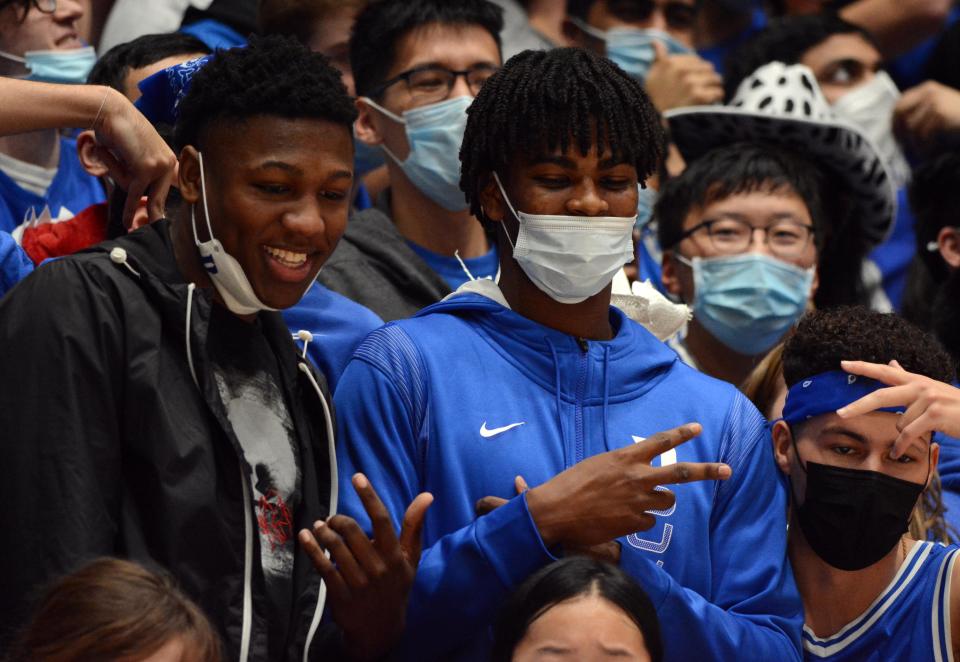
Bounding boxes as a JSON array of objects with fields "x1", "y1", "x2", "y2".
[
  {"x1": 299, "y1": 474, "x2": 433, "y2": 661},
  {"x1": 837, "y1": 359, "x2": 960, "y2": 459},
  {"x1": 644, "y1": 42, "x2": 723, "y2": 112}
]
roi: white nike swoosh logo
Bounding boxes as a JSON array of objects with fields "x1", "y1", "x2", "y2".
[{"x1": 480, "y1": 421, "x2": 525, "y2": 438}]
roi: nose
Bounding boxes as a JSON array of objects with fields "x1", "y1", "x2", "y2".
[
  {"x1": 645, "y1": 7, "x2": 669, "y2": 32},
  {"x1": 749, "y1": 227, "x2": 775, "y2": 257},
  {"x1": 449, "y1": 72, "x2": 474, "y2": 100},
  {"x1": 56, "y1": 0, "x2": 84, "y2": 22},
  {"x1": 567, "y1": 179, "x2": 609, "y2": 217},
  {"x1": 282, "y1": 200, "x2": 326, "y2": 243}
]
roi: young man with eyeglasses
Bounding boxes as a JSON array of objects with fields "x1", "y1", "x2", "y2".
[
  {"x1": 315, "y1": 0, "x2": 503, "y2": 322},
  {"x1": 657, "y1": 143, "x2": 823, "y2": 386},
  {"x1": 0, "y1": 0, "x2": 104, "y2": 233},
  {"x1": 565, "y1": 0, "x2": 724, "y2": 112}
]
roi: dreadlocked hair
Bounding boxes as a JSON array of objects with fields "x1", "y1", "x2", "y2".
[
  {"x1": 460, "y1": 47, "x2": 664, "y2": 231},
  {"x1": 174, "y1": 34, "x2": 357, "y2": 152}
]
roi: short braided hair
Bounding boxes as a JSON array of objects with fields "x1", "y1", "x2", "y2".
[
  {"x1": 460, "y1": 47, "x2": 664, "y2": 229},
  {"x1": 174, "y1": 34, "x2": 357, "y2": 152}
]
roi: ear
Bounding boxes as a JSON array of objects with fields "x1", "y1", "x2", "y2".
[
  {"x1": 808, "y1": 263, "x2": 820, "y2": 302},
  {"x1": 354, "y1": 97, "x2": 384, "y2": 147},
  {"x1": 75, "y1": 130, "x2": 111, "y2": 178},
  {"x1": 178, "y1": 146, "x2": 201, "y2": 205},
  {"x1": 771, "y1": 420, "x2": 794, "y2": 476},
  {"x1": 660, "y1": 250, "x2": 684, "y2": 297},
  {"x1": 478, "y1": 173, "x2": 506, "y2": 225},
  {"x1": 938, "y1": 227, "x2": 960, "y2": 269}
]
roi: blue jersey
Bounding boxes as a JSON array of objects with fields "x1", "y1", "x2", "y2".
[
  {"x1": 334, "y1": 287, "x2": 803, "y2": 661},
  {"x1": 803, "y1": 541, "x2": 960, "y2": 662},
  {"x1": 0, "y1": 138, "x2": 104, "y2": 234}
]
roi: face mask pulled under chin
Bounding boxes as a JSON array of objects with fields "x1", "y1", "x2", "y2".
[
  {"x1": 494, "y1": 172, "x2": 637, "y2": 304},
  {"x1": 360, "y1": 95, "x2": 471, "y2": 211},
  {"x1": 791, "y1": 448, "x2": 926, "y2": 571},
  {"x1": 192, "y1": 151, "x2": 289, "y2": 316},
  {"x1": 0, "y1": 45, "x2": 96, "y2": 84},
  {"x1": 832, "y1": 70, "x2": 911, "y2": 189}
]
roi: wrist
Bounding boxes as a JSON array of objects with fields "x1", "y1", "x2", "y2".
[{"x1": 525, "y1": 485, "x2": 562, "y2": 547}]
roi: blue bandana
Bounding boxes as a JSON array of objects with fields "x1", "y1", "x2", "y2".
[
  {"x1": 134, "y1": 54, "x2": 212, "y2": 126},
  {"x1": 782, "y1": 370, "x2": 906, "y2": 425}
]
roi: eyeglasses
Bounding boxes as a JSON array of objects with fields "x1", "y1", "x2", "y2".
[
  {"x1": 605, "y1": 0, "x2": 697, "y2": 31},
  {"x1": 32, "y1": 0, "x2": 56, "y2": 13},
  {"x1": 371, "y1": 64, "x2": 499, "y2": 105},
  {"x1": 675, "y1": 217, "x2": 815, "y2": 259}
]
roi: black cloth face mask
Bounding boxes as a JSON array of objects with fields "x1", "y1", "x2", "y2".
[{"x1": 793, "y1": 458, "x2": 926, "y2": 572}]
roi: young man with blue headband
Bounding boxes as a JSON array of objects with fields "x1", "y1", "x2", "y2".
[{"x1": 772, "y1": 306, "x2": 960, "y2": 661}]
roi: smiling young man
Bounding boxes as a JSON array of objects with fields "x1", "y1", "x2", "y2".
[
  {"x1": 772, "y1": 306, "x2": 960, "y2": 661},
  {"x1": 333, "y1": 47, "x2": 803, "y2": 661},
  {"x1": 0, "y1": 0, "x2": 104, "y2": 232},
  {"x1": 317, "y1": 0, "x2": 504, "y2": 321},
  {"x1": 0, "y1": 37, "x2": 429, "y2": 661}
]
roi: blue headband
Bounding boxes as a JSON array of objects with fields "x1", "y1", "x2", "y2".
[
  {"x1": 134, "y1": 54, "x2": 212, "y2": 126},
  {"x1": 782, "y1": 370, "x2": 905, "y2": 425}
]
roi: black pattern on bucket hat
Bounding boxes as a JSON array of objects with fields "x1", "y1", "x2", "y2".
[{"x1": 665, "y1": 61, "x2": 897, "y2": 249}]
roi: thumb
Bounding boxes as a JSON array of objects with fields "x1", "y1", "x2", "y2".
[
  {"x1": 653, "y1": 40, "x2": 668, "y2": 63},
  {"x1": 399, "y1": 492, "x2": 434, "y2": 565},
  {"x1": 515, "y1": 475, "x2": 530, "y2": 494}
]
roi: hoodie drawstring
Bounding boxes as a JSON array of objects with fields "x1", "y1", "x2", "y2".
[
  {"x1": 185, "y1": 283, "x2": 199, "y2": 390},
  {"x1": 601, "y1": 345, "x2": 611, "y2": 452}
]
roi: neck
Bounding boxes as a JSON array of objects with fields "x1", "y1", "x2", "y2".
[
  {"x1": 684, "y1": 318, "x2": 760, "y2": 385},
  {"x1": 525, "y1": 0, "x2": 569, "y2": 45},
  {"x1": 498, "y1": 231, "x2": 614, "y2": 341},
  {"x1": 0, "y1": 129, "x2": 59, "y2": 169},
  {"x1": 789, "y1": 516, "x2": 910, "y2": 638},
  {"x1": 388, "y1": 166, "x2": 490, "y2": 258}
]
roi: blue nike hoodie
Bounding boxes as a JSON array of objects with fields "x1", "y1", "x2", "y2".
[{"x1": 334, "y1": 287, "x2": 803, "y2": 661}]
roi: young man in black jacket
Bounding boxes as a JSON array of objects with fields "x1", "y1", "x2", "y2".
[{"x1": 0, "y1": 36, "x2": 429, "y2": 662}]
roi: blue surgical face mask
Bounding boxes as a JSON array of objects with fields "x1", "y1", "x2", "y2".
[
  {"x1": 353, "y1": 128, "x2": 385, "y2": 178},
  {"x1": 0, "y1": 45, "x2": 96, "y2": 84},
  {"x1": 360, "y1": 95, "x2": 471, "y2": 211},
  {"x1": 676, "y1": 252, "x2": 814, "y2": 355},
  {"x1": 636, "y1": 184, "x2": 657, "y2": 231},
  {"x1": 570, "y1": 18, "x2": 690, "y2": 83}
]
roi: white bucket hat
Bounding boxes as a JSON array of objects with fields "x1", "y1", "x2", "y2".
[{"x1": 664, "y1": 61, "x2": 897, "y2": 248}]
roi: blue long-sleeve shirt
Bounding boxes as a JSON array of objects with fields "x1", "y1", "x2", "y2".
[{"x1": 333, "y1": 288, "x2": 803, "y2": 661}]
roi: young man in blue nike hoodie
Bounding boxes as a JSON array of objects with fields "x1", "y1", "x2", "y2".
[{"x1": 333, "y1": 47, "x2": 803, "y2": 661}]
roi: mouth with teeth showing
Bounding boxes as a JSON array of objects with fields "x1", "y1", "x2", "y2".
[{"x1": 261, "y1": 244, "x2": 315, "y2": 283}]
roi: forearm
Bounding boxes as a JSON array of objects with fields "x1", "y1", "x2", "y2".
[
  {"x1": 621, "y1": 552, "x2": 803, "y2": 661},
  {"x1": 841, "y1": 0, "x2": 952, "y2": 57},
  {"x1": 0, "y1": 80, "x2": 122, "y2": 135}
]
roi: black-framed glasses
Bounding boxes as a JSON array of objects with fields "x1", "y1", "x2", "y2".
[
  {"x1": 32, "y1": 0, "x2": 56, "y2": 13},
  {"x1": 371, "y1": 64, "x2": 499, "y2": 105},
  {"x1": 606, "y1": 0, "x2": 697, "y2": 30},
  {"x1": 675, "y1": 217, "x2": 815, "y2": 259}
]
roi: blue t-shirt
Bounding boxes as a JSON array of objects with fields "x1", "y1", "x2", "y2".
[
  {"x1": 179, "y1": 18, "x2": 247, "y2": 50},
  {"x1": 869, "y1": 187, "x2": 914, "y2": 310},
  {"x1": 697, "y1": 7, "x2": 768, "y2": 77},
  {"x1": 0, "y1": 138, "x2": 105, "y2": 234},
  {"x1": 0, "y1": 230, "x2": 33, "y2": 299},
  {"x1": 407, "y1": 240, "x2": 499, "y2": 290}
]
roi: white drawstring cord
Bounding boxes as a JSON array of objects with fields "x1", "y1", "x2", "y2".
[
  {"x1": 293, "y1": 329, "x2": 314, "y2": 360},
  {"x1": 109, "y1": 247, "x2": 141, "y2": 278},
  {"x1": 453, "y1": 250, "x2": 476, "y2": 282},
  {"x1": 185, "y1": 283, "x2": 199, "y2": 390},
  {"x1": 298, "y1": 361, "x2": 338, "y2": 661}
]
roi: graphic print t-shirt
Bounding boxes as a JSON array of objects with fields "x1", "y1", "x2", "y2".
[{"x1": 208, "y1": 305, "x2": 301, "y2": 629}]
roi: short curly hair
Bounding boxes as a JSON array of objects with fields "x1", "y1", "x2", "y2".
[
  {"x1": 460, "y1": 47, "x2": 664, "y2": 230},
  {"x1": 174, "y1": 34, "x2": 357, "y2": 152},
  {"x1": 783, "y1": 306, "x2": 956, "y2": 387}
]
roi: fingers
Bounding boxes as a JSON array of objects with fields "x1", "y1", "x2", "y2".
[
  {"x1": 652, "y1": 40, "x2": 668, "y2": 63},
  {"x1": 839, "y1": 359, "x2": 908, "y2": 385},
  {"x1": 475, "y1": 495, "x2": 508, "y2": 516},
  {"x1": 632, "y1": 423, "x2": 703, "y2": 461},
  {"x1": 398, "y1": 492, "x2": 434, "y2": 564},
  {"x1": 836, "y1": 384, "x2": 915, "y2": 419},
  {"x1": 646, "y1": 460, "x2": 731, "y2": 486},
  {"x1": 145, "y1": 164, "x2": 175, "y2": 223},
  {"x1": 123, "y1": 176, "x2": 149, "y2": 230},
  {"x1": 351, "y1": 473, "x2": 399, "y2": 554},
  {"x1": 298, "y1": 525, "x2": 351, "y2": 605},
  {"x1": 314, "y1": 518, "x2": 375, "y2": 590},
  {"x1": 514, "y1": 475, "x2": 529, "y2": 494}
]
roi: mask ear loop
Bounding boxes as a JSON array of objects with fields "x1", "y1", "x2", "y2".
[
  {"x1": 190, "y1": 151, "x2": 216, "y2": 247},
  {"x1": 492, "y1": 172, "x2": 520, "y2": 251}
]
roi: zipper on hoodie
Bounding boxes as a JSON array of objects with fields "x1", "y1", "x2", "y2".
[{"x1": 574, "y1": 338, "x2": 588, "y2": 464}]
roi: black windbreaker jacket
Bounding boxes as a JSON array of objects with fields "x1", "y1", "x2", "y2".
[{"x1": 0, "y1": 220, "x2": 340, "y2": 661}]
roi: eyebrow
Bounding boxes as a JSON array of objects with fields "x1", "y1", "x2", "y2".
[
  {"x1": 328, "y1": 169, "x2": 353, "y2": 181},
  {"x1": 819, "y1": 425, "x2": 868, "y2": 445},
  {"x1": 528, "y1": 154, "x2": 631, "y2": 170},
  {"x1": 256, "y1": 161, "x2": 302, "y2": 175}
]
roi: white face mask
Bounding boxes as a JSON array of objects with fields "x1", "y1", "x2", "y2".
[
  {"x1": 832, "y1": 71, "x2": 911, "y2": 188},
  {"x1": 494, "y1": 172, "x2": 637, "y2": 304},
  {"x1": 192, "y1": 151, "x2": 278, "y2": 316}
]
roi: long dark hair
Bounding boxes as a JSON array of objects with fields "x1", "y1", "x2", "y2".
[{"x1": 491, "y1": 557, "x2": 663, "y2": 662}]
